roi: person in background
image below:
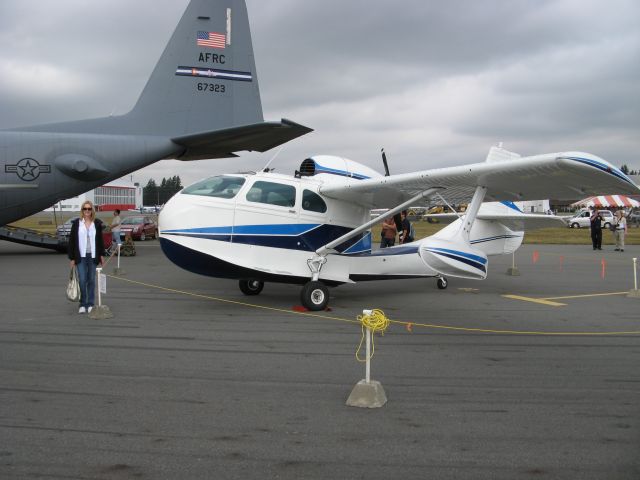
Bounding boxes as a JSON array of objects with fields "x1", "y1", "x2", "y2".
[
  {"x1": 400, "y1": 210, "x2": 414, "y2": 244},
  {"x1": 613, "y1": 209, "x2": 627, "y2": 252},
  {"x1": 111, "y1": 209, "x2": 122, "y2": 247},
  {"x1": 68, "y1": 201, "x2": 105, "y2": 314},
  {"x1": 380, "y1": 216, "x2": 397, "y2": 248},
  {"x1": 589, "y1": 207, "x2": 602, "y2": 250}
]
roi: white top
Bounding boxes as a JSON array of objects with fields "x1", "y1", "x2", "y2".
[
  {"x1": 78, "y1": 221, "x2": 96, "y2": 258},
  {"x1": 111, "y1": 215, "x2": 121, "y2": 233}
]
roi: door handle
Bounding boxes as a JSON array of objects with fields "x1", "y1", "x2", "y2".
[{"x1": 289, "y1": 209, "x2": 296, "y2": 214}]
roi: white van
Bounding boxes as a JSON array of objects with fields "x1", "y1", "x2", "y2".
[{"x1": 567, "y1": 209, "x2": 613, "y2": 229}]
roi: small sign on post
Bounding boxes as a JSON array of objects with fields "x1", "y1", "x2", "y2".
[{"x1": 89, "y1": 267, "x2": 114, "y2": 319}]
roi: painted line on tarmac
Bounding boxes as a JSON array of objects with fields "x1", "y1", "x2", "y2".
[
  {"x1": 504, "y1": 291, "x2": 629, "y2": 307},
  {"x1": 502, "y1": 295, "x2": 566, "y2": 307},
  {"x1": 544, "y1": 291, "x2": 629, "y2": 300}
]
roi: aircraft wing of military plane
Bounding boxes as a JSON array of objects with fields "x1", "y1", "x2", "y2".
[{"x1": 0, "y1": 0, "x2": 311, "y2": 226}]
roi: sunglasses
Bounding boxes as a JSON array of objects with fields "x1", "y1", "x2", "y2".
[{"x1": 82, "y1": 207, "x2": 92, "y2": 211}]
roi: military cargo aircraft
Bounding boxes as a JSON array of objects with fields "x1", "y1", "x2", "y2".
[{"x1": 0, "y1": 0, "x2": 311, "y2": 226}]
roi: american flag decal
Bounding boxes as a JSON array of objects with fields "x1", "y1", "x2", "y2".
[{"x1": 197, "y1": 31, "x2": 226, "y2": 49}]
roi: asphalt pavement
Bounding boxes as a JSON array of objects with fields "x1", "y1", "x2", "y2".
[{"x1": 0, "y1": 240, "x2": 639, "y2": 479}]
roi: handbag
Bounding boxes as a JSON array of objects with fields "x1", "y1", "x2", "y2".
[{"x1": 66, "y1": 266, "x2": 80, "y2": 302}]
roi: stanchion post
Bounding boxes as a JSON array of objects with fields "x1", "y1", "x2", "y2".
[
  {"x1": 113, "y1": 243, "x2": 125, "y2": 276},
  {"x1": 365, "y1": 327, "x2": 371, "y2": 384},
  {"x1": 89, "y1": 267, "x2": 114, "y2": 319},
  {"x1": 96, "y1": 267, "x2": 102, "y2": 306},
  {"x1": 346, "y1": 309, "x2": 387, "y2": 408},
  {"x1": 628, "y1": 257, "x2": 640, "y2": 298},
  {"x1": 506, "y1": 251, "x2": 520, "y2": 276}
]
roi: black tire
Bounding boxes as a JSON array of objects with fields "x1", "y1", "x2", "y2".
[
  {"x1": 300, "y1": 281, "x2": 329, "y2": 311},
  {"x1": 437, "y1": 276, "x2": 448, "y2": 290},
  {"x1": 239, "y1": 279, "x2": 264, "y2": 296},
  {"x1": 603, "y1": 222, "x2": 611, "y2": 230},
  {"x1": 570, "y1": 222, "x2": 580, "y2": 229}
]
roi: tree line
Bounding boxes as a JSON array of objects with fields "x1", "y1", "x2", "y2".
[
  {"x1": 620, "y1": 165, "x2": 639, "y2": 176},
  {"x1": 143, "y1": 176, "x2": 183, "y2": 205}
]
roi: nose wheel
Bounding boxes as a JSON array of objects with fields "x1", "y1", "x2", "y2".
[
  {"x1": 239, "y1": 279, "x2": 264, "y2": 296},
  {"x1": 436, "y1": 276, "x2": 448, "y2": 290},
  {"x1": 300, "y1": 281, "x2": 329, "y2": 311}
]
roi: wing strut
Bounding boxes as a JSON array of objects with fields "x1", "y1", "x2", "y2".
[{"x1": 315, "y1": 187, "x2": 441, "y2": 257}]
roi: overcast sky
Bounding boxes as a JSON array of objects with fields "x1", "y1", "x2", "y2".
[{"x1": 0, "y1": 0, "x2": 638, "y2": 188}]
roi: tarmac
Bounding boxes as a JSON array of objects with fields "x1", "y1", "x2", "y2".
[{"x1": 0, "y1": 239, "x2": 639, "y2": 479}]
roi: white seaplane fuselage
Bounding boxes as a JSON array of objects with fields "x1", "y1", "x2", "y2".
[{"x1": 159, "y1": 156, "x2": 522, "y2": 287}]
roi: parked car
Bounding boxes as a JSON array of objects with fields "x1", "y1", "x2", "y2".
[
  {"x1": 566, "y1": 209, "x2": 613, "y2": 229},
  {"x1": 628, "y1": 211, "x2": 640, "y2": 227},
  {"x1": 120, "y1": 216, "x2": 158, "y2": 241}
]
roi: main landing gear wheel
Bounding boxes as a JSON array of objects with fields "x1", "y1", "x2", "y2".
[
  {"x1": 436, "y1": 276, "x2": 448, "y2": 290},
  {"x1": 239, "y1": 279, "x2": 264, "y2": 296},
  {"x1": 300, "y1": 281, "x2": 329, "y2": 311}
]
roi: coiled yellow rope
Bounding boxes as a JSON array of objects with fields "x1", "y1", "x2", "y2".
[{"x1": 355, "y1": 309, "x2": 390, "y2": 362}]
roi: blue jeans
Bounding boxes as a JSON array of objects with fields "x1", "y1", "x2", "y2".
[
  {"x1": 77, "y1": 255, "x2": 96, "y2": 308},
  {"x1": 112, "y1": 231, "x2": 122, "y2": 245},
  {"x1": 380, "y1": 237, "x2": 395, "y2": 248}
]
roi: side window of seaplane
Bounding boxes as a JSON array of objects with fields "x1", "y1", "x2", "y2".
[
  {"x1": 181, "y1": 176, "x2": 246, "y2": 199},
  {"x1": 301, "y1": 189, "x2": 327, "y2": 214},
  {"x1": 245, "y1": 181, "x2": 296, "y2": 208}
]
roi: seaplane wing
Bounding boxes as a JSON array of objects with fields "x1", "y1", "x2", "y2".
[{"x1": 319, "y1": 150, "x2": 640, "y2": 208}]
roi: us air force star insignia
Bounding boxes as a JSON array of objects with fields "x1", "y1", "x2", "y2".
[{"x1": 5, "y1": 158, "x2": 51, "y2": 181}]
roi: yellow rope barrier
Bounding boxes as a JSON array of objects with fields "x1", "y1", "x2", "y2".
[
  {"x1": 355, "y1": 309, "x2": 390, "y2": 362},
  {"x1": 106, "y1": 275, "x2": 640, "y2": 336}
]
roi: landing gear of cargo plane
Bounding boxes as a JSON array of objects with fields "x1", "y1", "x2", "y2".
[
  {"x1": 436, "y1": 276, "x2": 448, "y2": 290},
  {"x1": 239, "y1": 279, "x2": 264, "y2": 296},
  {"x1": 300, "y1": 281, "x2": 329, "y2": 311}
]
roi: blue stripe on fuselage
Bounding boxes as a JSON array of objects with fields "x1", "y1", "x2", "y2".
[{"x1": 162, "y1": 223, "x2": 372, "y2": 254}]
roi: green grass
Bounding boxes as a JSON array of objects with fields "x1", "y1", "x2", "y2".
[{"x1": 9, "y1": 213, "x2": 638, "y2": 245}]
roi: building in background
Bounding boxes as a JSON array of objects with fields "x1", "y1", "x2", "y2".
[{"x1": 46, "y1": 177, "x2": 142, "y2": 213}]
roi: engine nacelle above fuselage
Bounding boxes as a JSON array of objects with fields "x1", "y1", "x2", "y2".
[{"x1": 298, "y1": 155, "x2": 383, "y2": 183}]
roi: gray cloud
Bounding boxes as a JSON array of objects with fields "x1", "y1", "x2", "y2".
[{"x1": 0, "y1": 0, "x2": 638, "y2": 187}]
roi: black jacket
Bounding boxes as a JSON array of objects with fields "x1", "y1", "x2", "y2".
[{"x1": 67, "y1": 218, "x2": 105, "y2": 264}]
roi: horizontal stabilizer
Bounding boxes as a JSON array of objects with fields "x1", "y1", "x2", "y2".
[{"x1": 172, "y1": 119, "x2": 313, "y2": 160}]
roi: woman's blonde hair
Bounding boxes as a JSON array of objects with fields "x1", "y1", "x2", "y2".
[{"x1": 80, "y1": 200, "x2": 96, "y2": 221}]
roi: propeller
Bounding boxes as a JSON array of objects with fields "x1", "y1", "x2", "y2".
[
  {"x1": 381, "y1": 148, "x2": 390, "y2": 177},
  {"x1": 381, "y1": 148, "x2": 404, "y2": 234}
]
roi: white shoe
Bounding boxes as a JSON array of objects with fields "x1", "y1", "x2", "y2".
[
  {"x1": 88, "y1": 306, "x2": 93, "y2": 313},
  {"x1": 78, "y1": 306, "x2": 86, "y2": 314}
]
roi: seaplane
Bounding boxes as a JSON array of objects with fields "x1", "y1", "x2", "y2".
[{"x1": 159, "y1": 146, "x2": 640, "y2": 310}]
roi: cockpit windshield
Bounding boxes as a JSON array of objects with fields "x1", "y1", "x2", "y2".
[{"x1": 181, "y1": 176, "x2": 246, "y2": 199}]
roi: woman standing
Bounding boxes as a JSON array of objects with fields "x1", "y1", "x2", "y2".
[
  {"x1": 68, "y1": 201, "x2": 105, "y2": 313},
  {"x1": 614, "y1": 210, "x2": 627, "y2": 252}
]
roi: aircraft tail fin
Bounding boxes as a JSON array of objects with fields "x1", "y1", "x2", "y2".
[{"x1": 125, "y1": 0, "x2": 263, "y2": 137}]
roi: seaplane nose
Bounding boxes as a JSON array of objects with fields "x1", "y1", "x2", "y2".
[{"x1": 158, "y1": 191, "x2": 185, "y2": 235}]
